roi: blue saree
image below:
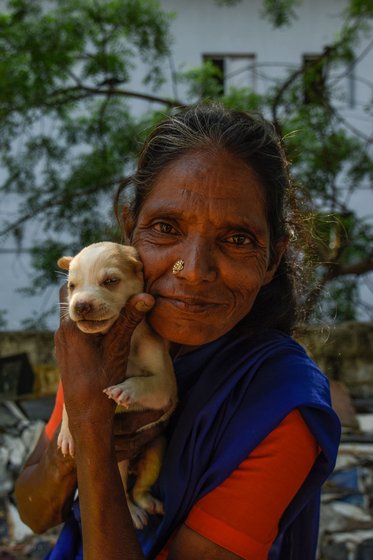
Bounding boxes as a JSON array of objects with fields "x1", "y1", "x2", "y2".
[{"x1": 46, "y1": 328, "x2": 341, "y2": 559}]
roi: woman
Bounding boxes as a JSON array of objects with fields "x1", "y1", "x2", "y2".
[{"x1": 15, "y1": 104, "x2": 341, "y2": 560}]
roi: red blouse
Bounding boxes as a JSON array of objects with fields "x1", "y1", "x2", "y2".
[{"x1": 46, "y1": 382, "x2": 319, "y2": 559}]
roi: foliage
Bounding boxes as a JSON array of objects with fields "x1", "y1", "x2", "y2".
[
  {"x1": 260, "y1": 0, "x2": 301, "y2": 28},
  {"x1": 266, "y1": 1, "x2": 373, "y2": 320},
  {"x1": 20, "y1": 309, "x2": 57, "y2": 331},
  {"x1": 177, "y1": 61, "x2": 226, "y2": 100},
  {"x1": 214, "y1": 0, "x2": 243, "y2": 7},
  {"x1": 214, "y1": 0, "x2": 302, "y2": 27},
  {"x1": 189, "y1": 1, "x2": 373, "y2": 321},
  {"x1": 0, "y1": 0, "x2": 173, "y2": 289},
  {"x1": 0, "y1": 310, "x2": 8, "y2": 330},
  {"x1": 0, "y1": 0, "x2": 372, "y2": 325}
]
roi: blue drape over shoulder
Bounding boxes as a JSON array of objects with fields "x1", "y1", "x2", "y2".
[
  {"x1": 46, "y1": 328, "x2": 340, "y2": 560},
  {"x1": 139, "y1": 328, "x2": 341, "y2": 559}
]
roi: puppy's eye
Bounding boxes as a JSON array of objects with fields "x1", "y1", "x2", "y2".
[
  {"x1": 102, "y1": 278, "x2": 119, "y2": 287},
  {"x1": 68, "y1": 282, "x2": 75, "y2": 291}
]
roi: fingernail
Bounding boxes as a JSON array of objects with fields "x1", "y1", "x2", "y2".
[{"x1": 135, "y1": 301, "x2": 152, "y2": 312}]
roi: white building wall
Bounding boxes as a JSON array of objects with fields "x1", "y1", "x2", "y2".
[{"x1": 1, "y1": 0, "x2": 372, "y2": 329}]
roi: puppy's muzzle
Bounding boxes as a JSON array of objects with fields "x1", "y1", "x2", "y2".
[{"x1": 74, "y1": 300, "x2": 92, "y2": 317}]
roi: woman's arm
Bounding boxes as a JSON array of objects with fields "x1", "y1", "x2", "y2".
[
  {"x1": 73, "y1": 420, "x2": 145, "y2": 559},
  {"x1": 55, "y1": 294, "x2": 156, "y2": 560},
  {"x1": 167, "y1": 410, "x2": 320, "y2": 560},
  {"x1": 14, "y1": 428, "x2": 77, "y2": 533}
]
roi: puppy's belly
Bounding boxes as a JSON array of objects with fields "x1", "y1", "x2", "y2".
[
  {"x1": 115, "y1": 403, "x2": 147, "y2": 413},
  {"x1": 114, "y1": 405, "x2": 173, "y2": 434}
]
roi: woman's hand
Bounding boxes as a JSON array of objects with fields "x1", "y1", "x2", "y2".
[
  {"x1": 113, "y1": 409, "x2": 167, "y2": 461},
  {"x1": 54, "y1": 292, "x2": 155, "y2": 433}
]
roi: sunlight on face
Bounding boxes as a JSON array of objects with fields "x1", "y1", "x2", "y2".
[{"x1": 132, "y1": 149, "x2": 277, "y2": 346}]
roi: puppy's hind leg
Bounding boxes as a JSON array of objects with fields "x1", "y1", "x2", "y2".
[
  {"x1": 131, "y1": 435, "x2": 166, "y2": 516},
  {"x1": 117, "y1": 459, "x2": 148, "y2": 530}
]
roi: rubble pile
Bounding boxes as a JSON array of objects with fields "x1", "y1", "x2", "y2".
[
  {"x1": 318, "y1": 392, "x2": 373, "y2": 560},
  {"x1": 0, "y1": 388, "x2": 372, "y2": 559},
  {"x1": 0, "y1": 402, "x2": 58, "y2": 559}
]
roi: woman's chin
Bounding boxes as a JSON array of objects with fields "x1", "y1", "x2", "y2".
[{"x1": 148, "y1": 313, "x2": 226, "y2": 347}]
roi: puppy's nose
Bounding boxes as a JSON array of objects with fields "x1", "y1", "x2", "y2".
[{"x1": 74, "y1": 300, "x2": 92, "y2": 316}]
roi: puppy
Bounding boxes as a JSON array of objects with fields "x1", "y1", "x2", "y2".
[{"x1": 57, "y1": 241, "x2": 177, "y2": 529}]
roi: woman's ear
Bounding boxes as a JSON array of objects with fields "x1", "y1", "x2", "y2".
[
  {"x1": 263, "y1": 237, "x2": 289, "y2": 286},
  {"x1": 122, "y1": 206, "x2": 135, "y2": 243}
]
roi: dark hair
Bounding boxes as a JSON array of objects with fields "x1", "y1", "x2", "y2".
[{"x1": 116, "y1": 103, "x2": 298, "y2": 334}]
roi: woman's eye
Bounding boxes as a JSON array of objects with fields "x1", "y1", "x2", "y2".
[
  {"x1": 154, "y1": 222, "x2": 176, "y2": 234},
  {"x1": 226, "y1": 234, "x2": 253, "y2": 246}
]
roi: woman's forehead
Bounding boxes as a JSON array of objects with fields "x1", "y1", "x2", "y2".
[
  {"x1": 144, "y1": 149, "x2": 266, "y2": 213},
  {"x1": 138, "y1": 150, "x2": 269, "y2": 235}
]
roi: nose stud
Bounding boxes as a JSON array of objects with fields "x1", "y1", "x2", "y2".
[{"x1": 172, "y1": 259, "x2": 185, "y2": 274}]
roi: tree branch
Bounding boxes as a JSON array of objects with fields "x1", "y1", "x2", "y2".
[
  {"x1": 0, "y1": 177, "x2": 127, "y2": 238},
  {"x1": 303, "y1": 257, "x2": 373, "y2": 319},
  {"x1": 325, "y1": 258, "x2": 373, "y2": 279},
  {"x1": 5, "y1": 85, "x2": 184, "y2": 115},
  {"x1": 77, "y1": 85, "x2": 184, "y2": 108}
]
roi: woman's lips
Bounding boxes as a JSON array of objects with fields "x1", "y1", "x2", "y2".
[{"x1": 155, "y1": 295, "x2": 226, "y2": 313}]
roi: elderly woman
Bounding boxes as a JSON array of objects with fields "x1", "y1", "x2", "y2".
[{"x1": 15, "y1": 104, "x2": 340, "y2": 560}]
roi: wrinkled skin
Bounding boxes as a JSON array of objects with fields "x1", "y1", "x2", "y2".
[{"x1": 130, "y1": 149, "x2": 285, "y2": 346}]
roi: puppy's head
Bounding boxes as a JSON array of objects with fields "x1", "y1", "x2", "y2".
[{"x1": 58, "y1": 242, "x2": 143, "y2": 334}]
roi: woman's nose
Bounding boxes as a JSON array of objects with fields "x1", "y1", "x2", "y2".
[{"x1": 176, "y1": 237, "x2": 217, "y2": 283}]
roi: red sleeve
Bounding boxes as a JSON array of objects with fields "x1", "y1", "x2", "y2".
[
  {"x1": 44, "y1": 381, "x2": 64, "y2": 440},
  {"x1": 183, "y1": 409, "x2": 320, "y2": 559}
]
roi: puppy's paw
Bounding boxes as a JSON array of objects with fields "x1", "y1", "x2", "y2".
[
  {"x1": 57, "y1": 430, "x2": 75, "y2": 458},
  {"x1": 133, "y1": 492, "x2": 164, "y2": 516},
  {"x1": 103, "y1": 380, "x2": 137, "y2": 408},
  {"x1": 126, "y1": 499, "x2": 148, "y2": 530}
]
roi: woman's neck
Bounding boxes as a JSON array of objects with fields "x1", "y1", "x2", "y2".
[{"x1": 169, "y1": 343, "x2": 200, "y2": 360}]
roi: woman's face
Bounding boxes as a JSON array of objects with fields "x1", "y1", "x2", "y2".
[{"x1": 131, "y1": 148, "x2": 282, "y2": 346}]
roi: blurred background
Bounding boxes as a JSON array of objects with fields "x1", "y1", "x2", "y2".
[{"x1": 0, "y1": 1, "x2": 372, "y2": 558}]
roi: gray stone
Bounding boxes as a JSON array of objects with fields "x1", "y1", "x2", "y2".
[
  {"x1": 0, "y1": 405, "x2": 18, "y2": 430},
  {"x1": 3, "y1": 435, "x2": 26, "y2": 472},
  {"x1": 356, "y1": 538, "x2": 373, "y2": 560},
  {"x1": 335, "y1": 443, "x2": 373, "y2": 471},
  {"x1": 7, "y1": 502, "x2": 32, "y2": 543},
  {"x1": 0, "y1": 447, "x2": 12, "y2": 498},
  {"x1": 319, "y1": 540, "x2": 349, "y2": 560},
  {"x1": 20, "y1": 422, "x2": 44, "y2": 454},
  {"x1": 320, "y1": 502, "x2": 373, "y2": 533},
  {"x1": 0, "y1": 498, "x2": 9, "y2": 545},
  {"x1": 27, "y1": 539, "x2": 55, "y2": 559},
  {"x1": 296, "y1": 323, "x2": 373, "y2": 398},
  {"x1": 330, "y1": 381, "x2": 359, "y2": 429}
]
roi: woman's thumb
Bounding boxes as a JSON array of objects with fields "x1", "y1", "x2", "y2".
[{"x1": 121, "y1": 293, "x2": 155, "y2": 331}]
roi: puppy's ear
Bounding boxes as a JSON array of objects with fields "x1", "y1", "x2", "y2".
[
  {"x1": 121, "y1": 246, "x2": 143, "y2": 274},
  {"x1": 134, "y1": 258, "x2": 143, "y2": 274},
  {"x1": 57, "y1": 256, "x2": 73, "y2": 270},
  {"x1": 128, "y1": 255, "x2": 143, "y2": 275}
]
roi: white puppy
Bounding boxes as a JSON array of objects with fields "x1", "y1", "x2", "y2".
[{"x1": 57, "y1": 241, "x2": 177, "y2": 528}]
